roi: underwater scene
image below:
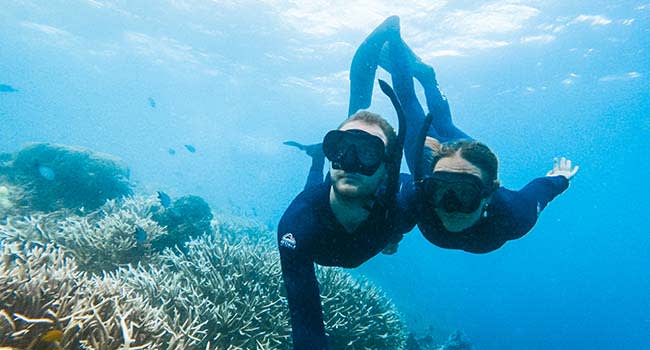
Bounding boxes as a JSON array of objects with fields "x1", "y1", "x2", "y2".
[{"x1": 1, "y1": 1, "x2": 649, "y2": 349}]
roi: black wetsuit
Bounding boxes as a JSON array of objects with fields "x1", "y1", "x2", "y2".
[
  {"x1": 278, "y1": 62, "x2": 415, "y2": 348},
  {"x1": 278, "y1": 175, "x2": 416, "y2": 349},
  {"x1": 355, "y1": 16, "x2": 571, "y2": 254}
]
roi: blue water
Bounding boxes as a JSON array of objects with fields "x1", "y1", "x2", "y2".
[{"x1": 1, "y1": 1, "x2": 648, "y2": 349}]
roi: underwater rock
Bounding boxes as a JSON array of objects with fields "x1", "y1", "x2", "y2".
[
  {"x1": 151, "y1": 194, "x2": 214, "y2": 251},
  {"x1": 3, "y1": 142, "x2": 132, "y2": 212}
]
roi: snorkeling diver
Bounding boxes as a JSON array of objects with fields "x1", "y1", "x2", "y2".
[
  {"x1": 353, "y1": 16, "x2": 579, "y2": 253},
  {"x1": 278, "y1": 80, "x2": 416, "y2": 350}
]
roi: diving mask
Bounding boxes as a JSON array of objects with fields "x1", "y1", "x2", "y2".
[
  {"x1": 322, "y1": 129, "x2": 387, "y2": 176},
  {"x1": 419, "y1": 171, "x2": 491, "y2": 213}
]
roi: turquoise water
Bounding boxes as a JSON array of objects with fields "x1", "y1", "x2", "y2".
[{"x1": 1, "y1": 1, "x2": 648, "y2": 349}]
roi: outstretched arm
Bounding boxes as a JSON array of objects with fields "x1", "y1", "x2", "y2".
[
  {"x1": 284, "y1": 141, "x2": 325, "y2": 190},
  {"x1": 278, "y1": 220, "x2": 329, "y2": 350},
  {"x1": 503, "y1": 156, "x2": 578, "y2": 241}
]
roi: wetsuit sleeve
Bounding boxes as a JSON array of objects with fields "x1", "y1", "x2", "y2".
[
  {"x1": 278, "y1": 214, "x2": 329, "y2": 350},
  {"x1": 501, "y1": 175, "x2": 570, "y2": 240}
]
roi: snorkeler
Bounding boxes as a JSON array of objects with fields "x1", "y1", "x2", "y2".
[
  {"x1": 352, "y1": 16, "x2": 579, "y2": 253},
  {"x1": 278, "y1": 82, "x2": 417, "y2": 350}
]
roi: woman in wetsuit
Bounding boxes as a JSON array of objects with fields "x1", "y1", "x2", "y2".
[{"x1": 354, "y1": 16, "x2": 579, "y2": 253}]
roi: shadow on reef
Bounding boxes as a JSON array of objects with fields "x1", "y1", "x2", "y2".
[{"x1": 0, "y1": 143, "x2": 415, "y2": 349}]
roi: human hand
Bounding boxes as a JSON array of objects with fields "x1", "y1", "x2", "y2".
[
  {"x1": 546, "y1": 157, "x2": 579, "y2": 180},
  {"x1": 382, "y1": 242, "x2": 399, "y2": 255}
]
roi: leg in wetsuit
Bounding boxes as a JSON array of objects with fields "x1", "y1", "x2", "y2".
[{"x1": 348, "y1": 16, "x2": 471, "y2": 174}]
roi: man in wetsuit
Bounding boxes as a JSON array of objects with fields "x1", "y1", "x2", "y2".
[
  {"x1": 278, "y1": 89, "x2": 416, "y2": 348},
  {"x1": 352, "y1": 16, "x2": 578, "y2": 253}
]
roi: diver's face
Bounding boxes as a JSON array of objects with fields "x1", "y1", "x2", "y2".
[
  {"x1": 432, "y1": 154, "x2": 488, "y2": 232},
  {"x1": 329, "y1": 120, "x2": 388, "y2": 199}
]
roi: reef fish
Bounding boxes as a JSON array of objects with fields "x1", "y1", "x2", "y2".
[
  {"x1": 168, "y1": 148, "x2": 176, "y2": 155},
  {"x1": 157, "y1": 191, "x2": 171, "y2": 208},
  {"x1": 184, "y1": 144, "x2": 196, "y2": 153},
  {"x1": 38, "y1": 165, "x2": 56, "y2": 181},
  {"x1": 134, "y1": 226, "x2": 147, "y2": 243},
  {"x1": 0, "y1": 84, "x2": 18, "y2": 93},
  {"x1": 148, "y1": 97, "x2": 156, "y2": 108},
  {"x1": 41, "y1": 329, "x2": 63, "y2": 342}
]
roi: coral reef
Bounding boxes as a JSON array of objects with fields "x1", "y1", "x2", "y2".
[
  {"x1": 0, "y1": 182, "x2": 408, "y2": 349},
  {"x1": 0, "y1": 241, "x2": 200, "y2": 350},
  {"x1": 318, "y1": 267, "x2": 407, "y2": 350},
  {"x1": 0, "y1": 196, "x2": 167, "y2": 273},
  {"x1": 0, "y1": 137, "x2": 419, "y2": 349},
  {"x1": 0, "y1": 143, "x2": 132, "y2": 212},
  {"x1": 151, "y1": 194, "x2": 214, "y2": 251}
]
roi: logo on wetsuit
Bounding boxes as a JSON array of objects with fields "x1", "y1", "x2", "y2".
[{"x1": 280, "y1": 233, "x2": 297, "y2": 250}]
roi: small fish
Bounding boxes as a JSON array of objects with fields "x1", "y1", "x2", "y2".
[
  {"x1": 168, "y1": 148, "x2": 176, "y2": 155},
  {"x1": 38, "y1": 165, "x2": 56, "y2": 181},
  {"x1": 41, "y1": 329, "x2": 63, "y2": 342},
  {"x1": 0, "y1": 84, "x2": 18, "y2": 93},
  {"x1": 134, "y1": 226, "x2": 147, "y2": 243},
  {"x1": 157, "y1": 191, "x2": 171, "y2": 208},
  {"x1": 148, "y1": 97, "x2": 156, "y2": 108},
  {"x1": 184, "y1": 144, "x2": 196, "y2": 153}
]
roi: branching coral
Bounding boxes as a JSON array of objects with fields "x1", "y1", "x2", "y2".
[
  {"x1": 0, "y1": 241, "x2": 200, "y2": 350},
  {"x1": 0, "y1": 181, "x2": 30, "y2": 219},
  {"x1": 1, "y1": 197, "x2": 408, "y2": 349},
  {"x1": 154, "y1": 235, "x2": 291, "y2": 349},
  {"x1": 318, "y1": 267, "x2": 407, "y2": 350},
  {"x1": 120, "y1": 225, "x2": 407, "y2": 350},
  {"x1": 0, "y1": 196, "x2": 168, "y2": 273}
]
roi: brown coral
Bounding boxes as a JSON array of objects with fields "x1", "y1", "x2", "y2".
[{"x1": 0, "y1": 240, "x2": 200, "y2": 350}]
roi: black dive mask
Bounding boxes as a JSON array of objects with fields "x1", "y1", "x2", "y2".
[
  {"x1": 419, "y1": 171, "x2": 491, "y2": 213},
  {"x1": 322, "y1": 129, "x2": 386, "y2": 176}
]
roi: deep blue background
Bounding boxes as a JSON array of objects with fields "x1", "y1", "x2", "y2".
[{"x1": 1, "y1": 1, "x2": 648, "y2": 349}]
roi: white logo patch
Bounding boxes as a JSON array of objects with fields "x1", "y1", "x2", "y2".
[{"x1": 280, "y1": 233, "x2": 297, "y2": 250}]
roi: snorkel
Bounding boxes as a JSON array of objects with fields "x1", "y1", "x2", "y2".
[
  {"x1": 413, "y1": 113, "x2": 435, "y2": 212},
  {"x1": 413, "y1": 113, "x2": 434, "y2": 183},
  {"x1": 376, "y1": 79, "x2": 406, "y2": 211}
]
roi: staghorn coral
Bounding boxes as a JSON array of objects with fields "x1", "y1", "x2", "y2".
[
  {"x1": 118, "y1": 223, "x2": 407, "y2": 350},
  {"x1": 154, "y1": 234, "x2": 291, "y2": 349},
  {"x1": 0, "y1": 180, "x2": 30, "y2": 219},
  {"x1": 318, "y1": 267, "x2": 407, "y2": 350},
  {"x1": 0, "y1": 196, "x2": 168, "y2": 273},
  {"x1": 1, "y1": 197, "x2": 408, "y2": 349},
  {"x1": 0, "y1": 240, "x2": 200, "y2": 350}
]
